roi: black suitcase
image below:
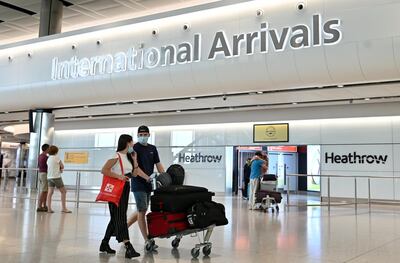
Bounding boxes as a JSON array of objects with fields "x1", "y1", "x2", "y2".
[
  {"x1": 151, "y1": 191, "x2": 214, "y2": 212},
  {"x1": 154, "y1": 185, "x2": 208, "y2": 195},
  {"x1": 187, "y1": 201, "x2": 228, "y2": 228}
]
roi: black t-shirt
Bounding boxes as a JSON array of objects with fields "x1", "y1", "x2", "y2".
[{"x1": 131, "y1": 143, "x2": 161, "y2": 193}]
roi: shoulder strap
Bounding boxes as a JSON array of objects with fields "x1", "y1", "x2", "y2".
[{"x1": 116, "y1": 153, "x2": 125, "y2": 175}]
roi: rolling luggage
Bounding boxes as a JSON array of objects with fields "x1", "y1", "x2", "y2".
[
  {"x1": 147, "y1": 212, "x2": 189, "y2": 238},
  {"x1": 256, "y1": 190, "x2": 282, "y2": 204},
  {"x1": 151, "y1": 185, "x2": 214, "y2": 212}
]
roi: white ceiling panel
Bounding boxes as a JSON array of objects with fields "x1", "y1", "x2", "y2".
[{"x1": 0, "y1": 0, "x2": 223, "y2": 45}]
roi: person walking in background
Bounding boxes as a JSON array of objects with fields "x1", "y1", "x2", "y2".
[
  {"x1": 128, "y1": 125, "x2": 165, "y2": 250},
  {"x1": 46, "y1": 145, "x2": 71, "y2": 214},
  {"x1": 249, "y1": 151, "x2": 267, "y2": 210},
  {"x1": 242, "y1": 158, "x2": 251, "y2": 200},
  {"x1": 100, "y1": 134, "x2": 140, "y2": 259},
  {"x1": 37, "y1": 144, "x2": 50, "y2": 212}
]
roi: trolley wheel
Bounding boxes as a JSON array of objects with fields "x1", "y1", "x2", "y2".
[
  {"x1": 145, "y1": 240, "x2": 155, "y2": 252},
  {"x1": 172, "y1": 238, "x2": 180, "y2": 248},
  {"x1": 202, "y1": 245, "x2": 212, "y2": 256},
  {"x1": 191, "y1": 248, "x2": 200, "y2": 258}
]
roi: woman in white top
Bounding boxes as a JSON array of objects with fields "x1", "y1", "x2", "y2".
[
  {"x1": 46, "y1": 145, "x2": 71, "y2": 213},
  {"x1": 99, "y1": 134, "x2": 140, "y2": 259}
]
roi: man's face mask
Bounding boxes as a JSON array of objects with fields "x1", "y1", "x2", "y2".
[{"x1": 137, "y1": 135, "x2": 149, "y2": 145}]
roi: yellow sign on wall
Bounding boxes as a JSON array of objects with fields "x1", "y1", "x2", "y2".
[
  {"x1": 253, "y1": 123, "x2": 289, "y2": 143},
  {"x1": 64, "y1": 152, "x2": 89, "y2": 164}
]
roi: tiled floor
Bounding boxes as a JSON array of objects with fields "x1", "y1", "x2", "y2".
[{"x1": 1, "y1": 187, "x2": 400, "y2": 262}]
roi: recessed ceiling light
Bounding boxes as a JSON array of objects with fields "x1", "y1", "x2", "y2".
[
  {"x1": 176, "y1": 110, "x2": 181, "y2": 113},
  {"x1": 88, "y1": 116, "x2": 93, "y2": 118},
  {"x1": 257, "y1": 91, "x2": 263, "y2": 94},
  {"x1": 229, "y1": 107, "x2": 234, "y2": 110},
  {"x1": 338, "y1": 84, "x2": 344, "y2": 88},
  {"x1": 4, "y1": 111, "x2": 9, "y2": 114},
  {"x1": 190, "y1": 97, "x2": 196, "y2": 100},
  {"x1": 292, "y1": 102, "x2": 298, "y2": 105},
  {"x1": 129, "y1": 113, "x2": 134, "y2": 116},
  {"x1": 84, "y1": 105, "x2": 89, "y2": 109},
  {"x1": 364, "y1": 98, "x2": 370, "y2": 101},
  {"x1": 133, "y1": 101, "x2": 139, "y2": 105}
]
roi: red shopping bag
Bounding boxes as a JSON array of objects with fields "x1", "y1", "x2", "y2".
[{"x1": 96, "y1": 153, "x2": 125, "y2": 206}]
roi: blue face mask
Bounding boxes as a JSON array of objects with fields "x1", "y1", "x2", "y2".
[
  {"x1": 128, "y1": 146, "x2": 134, "y2": 153},
  {"x1": 137, "y1": 136, "x2": 149, "y2": 145}
]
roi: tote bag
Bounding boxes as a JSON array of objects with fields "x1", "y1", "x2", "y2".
[{"x1": 96, "y1": 153, "x2": 125, "y2": 206}]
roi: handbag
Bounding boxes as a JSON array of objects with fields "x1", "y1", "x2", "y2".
[{"x1": 96, "y1": 153, "x2": 125, "y2": 206}]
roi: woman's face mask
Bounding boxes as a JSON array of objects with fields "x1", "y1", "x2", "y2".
[{"x1": 127, "y1": 146, "x2": 134, "y2": 154}]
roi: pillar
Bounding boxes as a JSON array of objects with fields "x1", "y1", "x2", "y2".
[
  {"x1": 39, "y1": 0, "x2": 64, "y2": 37},
  {"x1": 27, "y1": 110, "x2": 54, "y2": 189}
]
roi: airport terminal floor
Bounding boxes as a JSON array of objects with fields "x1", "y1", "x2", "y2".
[{"x1": 1, "y1": 187, "x2": 400, "y2": 263}]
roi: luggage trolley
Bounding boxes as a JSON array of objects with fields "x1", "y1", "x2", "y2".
[
  {"x1": 254, "y1": 174, "x2": 281, "y2": 213},
  {"x1": 145, "y1": 225, "x2": 215, "y2": 258}
]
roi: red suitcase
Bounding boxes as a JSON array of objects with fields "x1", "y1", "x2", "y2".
[{"x1": 147, "y1": 212, "x2": 189, "y2": 238}]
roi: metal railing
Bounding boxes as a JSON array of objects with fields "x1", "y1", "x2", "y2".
[
  {"x1": 2, "y1": 167, "x2": 400, "y2": 210},
  {"x1": 0, "y1": 167, "x2": 130, "y2": 208},
  {"x1": 286, "y1": 173, "x2": 400, "y2": 210}
]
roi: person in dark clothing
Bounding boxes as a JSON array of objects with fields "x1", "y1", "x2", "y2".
[
  {"x1": 127, "y1": 125, "x2": 165, "y2": 250},
  {"x1": 37, "y1": 144, "x2": 50, "y2": 212},
  {"x1": 242, "y1": 158, "x2": 251, "y2": 199},
  {"x1": 100, "y1": 134, "x2": 140, "y2": 259}
]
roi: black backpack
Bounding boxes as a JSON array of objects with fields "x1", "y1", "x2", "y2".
[
  {"x1": 187, "y1": 201, "x2": 228, "y2": 229},
  {"x1": 166, "y1": 164, "x2": 185, "y2": 185},
  {"x1": 156, "y1": 172, "x2": 172, "y2": 188}
]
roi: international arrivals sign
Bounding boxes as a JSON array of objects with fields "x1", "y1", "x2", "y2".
[{"x1": 51, "y1": 14, "x2": 342, "y2": 80}]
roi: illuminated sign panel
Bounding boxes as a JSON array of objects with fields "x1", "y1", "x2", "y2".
[
  {"x1": 51, "y1": 14, "x2": 342, "y2": 80},
  {"x1": 253, "y1": 123, "x2": 289, "y2": 143}
]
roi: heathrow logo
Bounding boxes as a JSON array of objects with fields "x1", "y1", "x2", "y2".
[
  {"x1": 178, "y1": 152, "x2": 223, "y2": 163},
  {"x1": 325, "y1": 152, "x2": 388, "y2": 165}
]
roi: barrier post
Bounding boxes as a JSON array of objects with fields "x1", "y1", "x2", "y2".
[
  {"x1": 328, "y1": 177, "x2": 331, "y2": 211},
  {"x1": 286, "y1": 174, "x2": 290, "y2": 206},
  {"x1": 368, "y1": 178, "x2": 371, "y2": 212},
  {"x1": 76, "y1": 172, "x2": 81, "y2": 208},
  {"x1": 354, "y1": 178, "x2": 357, "y2": 210}
]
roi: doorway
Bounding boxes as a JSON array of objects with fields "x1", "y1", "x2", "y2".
[{"x1": 233, "y1": 145, "x2": 320, "y2": 195}]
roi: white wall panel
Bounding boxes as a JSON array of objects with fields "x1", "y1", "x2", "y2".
[
  {"x1": 2, "y1": 0, "x2": 400, "y2": 110},
  {"x1": 324, "y1": 43, "x2": 365, "y2": 83},
  {"x1": 320, "y1": 118, "x2": 393, "y2": 144},
  {"x1": 321, "y1": 171, "x2": 394, "y2": 199},
  {"x1": 294, "y1": 47, "x2": 333, "y2": 85},
  {"x1": 358, "y1": 38, "x2": 399, "y2": 81},
  {"x1": 393, "y1": 118, "x2": 400, "y2": 143},
  {"x1": 394, "y1": 172, "x2": 400, "y2": 200}
]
